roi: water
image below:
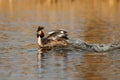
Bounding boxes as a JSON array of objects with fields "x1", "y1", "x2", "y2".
[{"x1": 0, "y1": 0, "x2": 120, "y2": 80}]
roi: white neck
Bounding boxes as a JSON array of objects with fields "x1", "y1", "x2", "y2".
[{"x1": 38, "y1": 36, "x2": 43, "y2": 47}]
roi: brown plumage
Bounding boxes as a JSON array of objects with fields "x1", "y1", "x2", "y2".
[{"x1": 37, "y1": 26, "x2": 69, "y2": 48}]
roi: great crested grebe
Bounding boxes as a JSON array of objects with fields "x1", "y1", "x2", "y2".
[
  {"x1": 36, "y1": 26, "x2": 120, "y2": 52},
  {"x1": 37, "y1": 26, "x2": 69, "y2": 48}
]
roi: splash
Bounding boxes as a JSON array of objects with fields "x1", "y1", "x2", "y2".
[{"x1": 67, "y1": 39, "x2": 120, "y2": 52}]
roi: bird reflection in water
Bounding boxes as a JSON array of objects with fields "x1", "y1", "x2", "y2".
[
  {"x1": 37, "y1": 48, "x2": 68, "y2": 77},
  {"x1": 37, "y1": 49, "x2": 43, "y2": 69}
]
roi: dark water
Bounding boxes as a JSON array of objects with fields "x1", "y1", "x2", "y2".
[{"x1": 0, "y1": 0, "x2": 120, "y2": 80}]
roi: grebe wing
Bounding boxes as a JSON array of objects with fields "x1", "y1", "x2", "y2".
[{"x1": 47, "y1": 30, "x2": 69, "y2": 40}]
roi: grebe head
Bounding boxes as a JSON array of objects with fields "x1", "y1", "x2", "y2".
[
  {"x1": 37, "y1": 26, "x2": 45, "y2": 38},
  {"x1": 37, "y1": 26, "x2": 45, "y2": 47}
]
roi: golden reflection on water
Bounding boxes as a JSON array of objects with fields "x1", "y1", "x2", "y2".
[
  {"x1": 36, "y1": 48, "x2": 118, "y2": 80},
  {"x1": 0, "y1": 0, "x2": 120, "y2": 80},
  {"x1": 75, "y1": 53, "x2": 112, "y2": 80},
  {"x1": 36, "y1": 50, "x2": 119, "y2": 80},
  {"x1": 0, "y1": 0, "x2": 120, "y2": 43}
]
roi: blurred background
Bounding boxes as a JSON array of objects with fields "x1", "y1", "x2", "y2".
[
  {"x1": 0, "y1": 0, "x2": 120, "y2": 43},
  {"x1": 0, "y1": 0, "x2": 120, "y2": 80}
]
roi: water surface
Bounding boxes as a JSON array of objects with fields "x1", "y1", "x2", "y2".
[{"x1": 0, "y1": 0, "x2": 120, "y2": 80}]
